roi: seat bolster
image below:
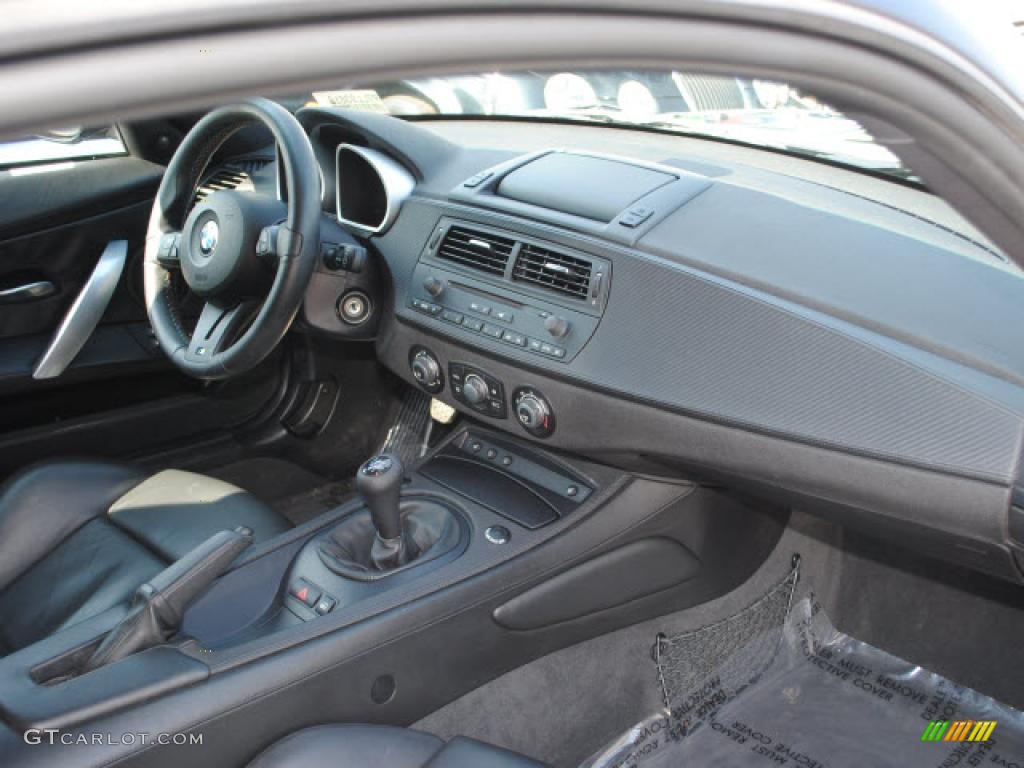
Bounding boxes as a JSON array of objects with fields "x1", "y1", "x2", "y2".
[
  {"x1": 248, "y1": 724, "x2": 444, "y2": 768},
  {"x1": 425, "y1": 737, "x2": 548, "y2": 768},
  {"x1": 109, "y1": 469, "x2": 291, "y2": 561},
  {"x1": 0, "y1": 460, "x2": 144, "y2": 591}
]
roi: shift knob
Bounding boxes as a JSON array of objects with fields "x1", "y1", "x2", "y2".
[{"x1": 356, "y1": 454, "x2": 404, "y2": 541}]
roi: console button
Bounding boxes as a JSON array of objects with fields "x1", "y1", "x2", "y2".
[
  {"x1": 441, "y1": 310, "x2": 464, "y2": 325},
  {"x1": 314, "y1": 595, "x2": 337, "y2": 615},
  {"x1": 485, "y1": 525, "x2": 511, "y2": 545},
  {"x1": 469, "y1": 301, "x2": 491, "y2": 315},
  {"x1": 413, "y1": 301, "x2": 441, "y2": 316},
  {"x1": 543, "y1": 315, "x2": 571, "y2": 339},
  {"x1": 289, "y1": 579, "x2": 321, "y2": 607},
  {"x1": 502, "y1": 330, "x2": 526, "y2": 347},
  {"x1": 619, "y1": 206, "x2": 654, "y2": 228},
  {"x1": 494, "y1": 310, "x2": 514, "y2": 323},
  {"x1": 482, "y1": 324, "x2": 503, "y2": 339},
  {"x1": 463, "y1": 318, "x2": 484, "y2": 332},
  {"x1": 463, "y1": 171, "x2": 493, "y2": 188},
  {"x1": 424, "y1": 276, "x2": 446, "y2": 298},
  {"x1": 528, "y1": 338, "x2": 544, "y2": 352}
]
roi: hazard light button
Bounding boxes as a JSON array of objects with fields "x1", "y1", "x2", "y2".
[{"x1": 289, "y1": 579, "x2": 321, "y2": 608}]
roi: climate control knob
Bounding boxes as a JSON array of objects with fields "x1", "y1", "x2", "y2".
[
  {"x1": 463, "y1": 373, "x2": 489, "y2": 406},
  {"x1": 410, "y1": 348, "x2": 443, "y2": 393},
  {"x1": 512, "y1": 388, "x2": 555, "y2": 438}
]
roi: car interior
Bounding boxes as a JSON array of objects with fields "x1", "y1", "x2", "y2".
[{"x1": 0, "y1": 16, "x2": 1023, "y2": 766}]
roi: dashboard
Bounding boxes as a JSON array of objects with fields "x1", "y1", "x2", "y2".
[{"x1": 229, "y1": 106, "x2": 1024, "y2": 583}]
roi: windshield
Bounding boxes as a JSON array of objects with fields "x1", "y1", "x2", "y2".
[{"x1": 285, "y1": 70, "x2": 914, "y2": 183}]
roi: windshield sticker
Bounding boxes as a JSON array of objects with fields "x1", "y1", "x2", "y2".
[{"x1": 311, "y1": 90, "x2": 388, "y2": 113}]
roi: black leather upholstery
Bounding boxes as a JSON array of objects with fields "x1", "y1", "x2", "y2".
[
  {"x1": 0, "y1": 461, "x2": 290, "y2": 654},
  {"x1": 423, "y1": 737, "x2": 548, "y2": 768},
  {"x1": 109, "y1": 469, "x2": 290, "y2": 561},
  {"x1": 248, "y1": 725, "x2": 546, "y2": 768}
]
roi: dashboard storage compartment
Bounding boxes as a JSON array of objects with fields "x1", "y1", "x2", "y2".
[{"x1": 496, "y1": 152, "x2": 675, "y2": 222}]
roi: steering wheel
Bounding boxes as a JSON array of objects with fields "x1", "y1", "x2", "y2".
[{"x1": 143, "y1": 98, "x2": 321, "y2": 380}]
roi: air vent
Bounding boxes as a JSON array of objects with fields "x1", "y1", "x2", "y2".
[
  {"x1": 191, "y1": 166, "x2": 256, "y2": 208},
  {"x1": 512, "y1": 244, "x2": 592, "y2": 300},
  {"x1": 437, "y1": 227, "x2": 515, "y2": 276}
]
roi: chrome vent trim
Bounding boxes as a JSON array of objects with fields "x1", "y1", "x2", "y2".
[
  {"x1": 336, "y1": 144, "x2": 415, "y2": 235},
  {"x1": 512, "y1": 243, "x2": 592, "y2": 300},
  {"x1": 437, "y1": 226, "x2": 515, "y2": 276}
]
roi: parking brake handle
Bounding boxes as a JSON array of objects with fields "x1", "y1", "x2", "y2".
[{"x1": 82, "y1": 526, "x2": 253, "y2": 673}]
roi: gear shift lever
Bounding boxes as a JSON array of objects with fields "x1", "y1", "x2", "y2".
[
  {"x1": 356, "y1": 454, "x2": 409, "y2": 568},
  {"x1": 318, "y1": 453, "x2": 463, "y2": 578}
]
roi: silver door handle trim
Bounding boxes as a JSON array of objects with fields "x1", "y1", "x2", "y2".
[
  {"x1": 0, "y1": 280, "x2": 57, "y2": 302},
  {"x1": 33, "y1": 240, "x2": 127, "y2": 380}
]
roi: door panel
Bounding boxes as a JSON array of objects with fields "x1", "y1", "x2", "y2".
[{"x1": 0, "y1": 154, "x2": 283, "y2": 473}]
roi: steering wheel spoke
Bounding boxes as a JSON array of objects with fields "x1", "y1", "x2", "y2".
[
  {"x1": 185, "y1": 300, "x2": 257, "y2": 362},
  {"x1": 144, "y1": 98, "x2": 321, "y2": 380},
  {"x1": 155, "y1": 231, "x2": 182, "y2": 269}
]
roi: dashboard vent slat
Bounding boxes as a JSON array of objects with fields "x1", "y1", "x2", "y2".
[
  {"x1": 512, "y1": 244, "x2": 592, "y2": 300},
  {"x1": 437, "y1": 226, "x2": 515, "y2": 276},
  {"x1": 191, "y1": 166, "x2": 257, "y2": 208}
]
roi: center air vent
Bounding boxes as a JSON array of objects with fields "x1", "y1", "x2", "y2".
[
  {"x1": 437, "y1": 226, "x2": 515, "y2": 276},
  {"x1": 513, "y1": 244, "x2": 592, "y2": 300}
]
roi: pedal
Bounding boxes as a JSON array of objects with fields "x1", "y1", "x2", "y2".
[{"x1": 430, "y1": 398, "x2": 457, "y2": 424}]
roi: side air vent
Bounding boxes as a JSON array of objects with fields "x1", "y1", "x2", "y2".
[
  {"x1": 437, "y1": 227, "x2": 515, "y2": 276},
  {"x1": 512, "y1": 244, "x2": 592, "y2": 300},
  {"x1": 191, "y1": 166, "x2": 256, "y2": 208}
]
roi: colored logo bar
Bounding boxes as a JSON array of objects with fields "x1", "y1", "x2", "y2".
[{"x1": 921, "y1": 721, "x2": 997, "y2": 742}]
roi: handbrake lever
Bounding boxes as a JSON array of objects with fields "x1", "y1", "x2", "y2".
[{"x1": 82, "y1": 526, "x2": 253, "y2": 673}]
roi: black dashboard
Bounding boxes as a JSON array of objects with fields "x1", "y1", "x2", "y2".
[{"x1": 235, "y1": 106, "x2": 1024, "y2": 582}]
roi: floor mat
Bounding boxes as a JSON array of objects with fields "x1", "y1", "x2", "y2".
[{"x1": 584, "y1": 565, "x2": 1024, "y2": 768}]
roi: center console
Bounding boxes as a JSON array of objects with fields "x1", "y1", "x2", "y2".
[
  {"x1": 0, "y1": 425, "x2": 614, "y2": 735},
  {"x1": 0, "y1": 414, "x2": 786, "y2": 768}
]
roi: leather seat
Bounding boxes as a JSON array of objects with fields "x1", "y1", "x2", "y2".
[
  {"x1": 0, "y1": 460, "x2": 290, "y2": 655},
  {"x1": 248, "y1": 724, "x2": 546, "y2": 768}
]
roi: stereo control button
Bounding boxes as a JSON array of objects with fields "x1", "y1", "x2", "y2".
[
  {"x1": 502, "y1": 330, "x2": 526, "y2": 347},
  {"x1": 424, "y1": 276, "x2": 446, "y2": 298}
]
